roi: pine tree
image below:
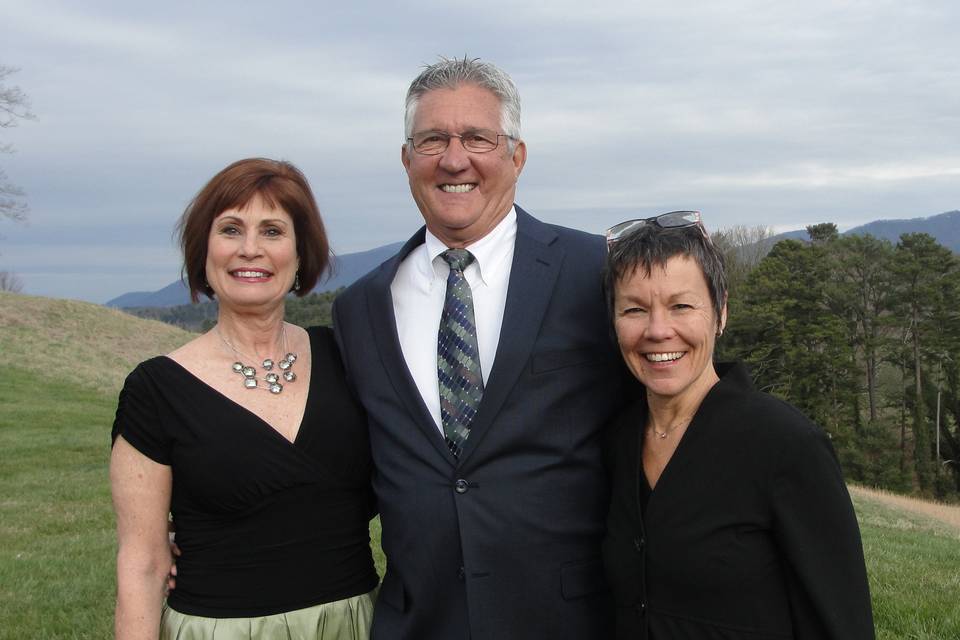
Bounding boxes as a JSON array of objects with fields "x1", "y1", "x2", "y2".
[{"x1": 890, "y1": 233, "x2": 959, "y2": 492}]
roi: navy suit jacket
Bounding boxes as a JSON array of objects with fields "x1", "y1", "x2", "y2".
[{"x1": 333, "y1": 206, "x2": 627, "y2": 640}]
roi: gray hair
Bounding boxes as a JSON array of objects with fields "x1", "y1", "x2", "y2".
[
  {"x1": 404, "y1": 56, "x2": 522, "y2": 147},
  {"x1": 604, "y1": 225, "x2": 728, "y2": 328}
]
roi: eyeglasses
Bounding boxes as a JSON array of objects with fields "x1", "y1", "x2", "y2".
[
  {"x1": 407, "y1": 129, "x2": 516, "y2": 155},
  {"x1": 605, "y1": 211, "x2": 704, "y2": 248}
]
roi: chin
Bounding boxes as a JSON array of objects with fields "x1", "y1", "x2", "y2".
[
  {"x1": 221, "y1": 292, "x2": 285, "y2": 309},
  {"x1": 644, "y1": 384, "x2": 681, "y2": 400},
  {"x1": 640, "y1": 374, "x2": 688, "y2": 398}
]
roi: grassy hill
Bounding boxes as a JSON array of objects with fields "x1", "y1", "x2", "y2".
[
  {"x1": 0, "y1": 292, "x2": 957, "y2": 638},
  {"x1": 0, "y1": 291, "x2": 193, "y2": 395}
]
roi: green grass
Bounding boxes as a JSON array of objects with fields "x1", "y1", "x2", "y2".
[
  {"x1": 1, "y1": 363, "x2": 957, "y2": 639},
  {"x1": 853, "y1": 494, "x2": 960, "y2": 640},
  {"x1": 0, "y1": 367, "x2": 118, "y2": 639}
]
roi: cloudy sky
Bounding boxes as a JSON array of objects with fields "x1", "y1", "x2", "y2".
[{"x1": 1, "y1": 0, "x2": 958, "y2": 303}]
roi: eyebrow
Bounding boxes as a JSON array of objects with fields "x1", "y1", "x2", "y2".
[
  {"x1": 216, "y1": 215, "x2": 289, "y2": 226},
  {"x1": 618, "y1": 290, "x2": 703, "y2": 303},
  {"x1": 416, "y1": 127, "x2": 491, "y2": 134}
]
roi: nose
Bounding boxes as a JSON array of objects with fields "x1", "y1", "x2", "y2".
[
  {"x1": 239, "y1": 231, "x2": 262, "y2": 259},
  {"x1": 644, "y1": 308, "x2": 675, "y2": 340},
  {"x1": 437, "y1": 135, "x2": 471, "y2": 173}
]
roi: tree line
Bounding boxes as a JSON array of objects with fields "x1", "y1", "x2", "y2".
[
  {"x1": 716, "y1": 224, "x2": 960, "y2": 499},
  {"x1": 126, "y1": 225, "x2": 960, "y2": 500},
  {"x1": 123, "y1": 289, "x2": 340, "y2": 332}
]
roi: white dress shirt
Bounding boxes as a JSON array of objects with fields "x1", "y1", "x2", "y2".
[{"x1": 391, "y1": 208, "x2": 517, "y2": 433}]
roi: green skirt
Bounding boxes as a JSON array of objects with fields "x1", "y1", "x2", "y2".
[{"x1": 159, "y1": 589, "x2": 376, "y2": 640}]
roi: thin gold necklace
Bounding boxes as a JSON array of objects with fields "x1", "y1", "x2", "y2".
[{"x1": 649, "y1": 416, "x2": 692, "y2": 439}]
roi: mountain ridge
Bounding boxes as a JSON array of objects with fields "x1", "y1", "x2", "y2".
[
  {"x1": 107, "y1": 210, "x2": 957, "y2": 308},
  {"x1": 771, "y1": 210, "x2": 959, "y2": 249},
  {"x1": 106, "y1": 241, "x2": 404, "y2": 308}
]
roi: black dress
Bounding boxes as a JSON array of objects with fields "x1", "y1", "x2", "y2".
[
  {"x1": 602, "y1": 362, "x2": 874, "y2": 639},
  {"x1": 112, "y1": 326, "x2": 378, "y2": 617}
]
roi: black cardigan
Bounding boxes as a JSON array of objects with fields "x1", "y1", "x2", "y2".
[{"x1": 602, "y1": 362, "x2": 874, "y2": 639}]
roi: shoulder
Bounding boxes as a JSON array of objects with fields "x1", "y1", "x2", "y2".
[
  {"x1": 337, "y1": 229, "x2": 425, "y2": 305},
  {"x1": 116, "y1": 357, "x2": 181, "y2": 412},
  {"x1": 335, "y1": 269, "x2": 374, "y2": 310},
  {"x1": 113, "y1": 357, "x2": 177, "y2": 458},
  {"x1": 122, "y1": 356, "x2": 175, "y2": 388},
  {"x1": 516, "y1": 205, "x2": 605, "y2": 253},
  {"x1": 705, "y1": 363, "x2": 829, "y2": 458},
  {"x1": 605, "y1": 393, "x2": 645, "y2": 447},
  {"x1": 164, "y1": 330, "x2": 212, "y2": 364},
  {"x1": 553, "y1": 222, "x2": 605, "y2": 247},
  {"x1": 602, "y1": 392, "x2": 646, "y2": 481},
  {"x1": 746, "y1": 390, "x2": 823, "y2": 442},
  {"x1": 304, "y1": 325, "x2": 350, "y2": 380},
  {"x1": 306, "y1": 324, "x2": 336, "y2": 352},
  {"x1": 515, "y1": 207, "x2": 607, "y2": 294}
]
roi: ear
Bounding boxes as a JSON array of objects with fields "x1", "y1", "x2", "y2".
[
  {"x1": 511, "y1": 139, "x2": 527, "y2": 178},
  {"x1": 401, "y1": 143, "x2": 412, "y2": 173},
  {"x1": 718, "y1": 297, "x2": 728, "y2": 336}
]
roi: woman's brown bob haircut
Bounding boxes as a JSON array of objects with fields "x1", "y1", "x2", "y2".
[{"x1": 177, "y1": 158, "x2": 330, "y2": 303}]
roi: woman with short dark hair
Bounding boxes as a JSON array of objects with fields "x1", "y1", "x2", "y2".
[
  {"x1": 602, "y1": 211, "x2": 874, "y2": 639},
  {"x1": 111, "y1": 158, "x2": 377, "y2": 639}
]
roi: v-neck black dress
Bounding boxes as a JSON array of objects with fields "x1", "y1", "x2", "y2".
[
  {"x1": 602, "y1": 362, "x2": 874, "y2": 639},
  {"x1": 112, "y1": 326, "x2": 378, "y2": 618}
]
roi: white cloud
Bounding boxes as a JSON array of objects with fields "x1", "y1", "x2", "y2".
[{"x1": 2, "y1": 0, "x2": 958, "y2": 302}]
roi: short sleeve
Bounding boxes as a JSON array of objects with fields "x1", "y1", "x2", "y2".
[{"x1": 112, "y1": 364, "x2": 172, "y2": 465}]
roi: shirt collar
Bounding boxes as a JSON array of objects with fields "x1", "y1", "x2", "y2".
[{"x1": 419, "y1": 207, "x2": 518, "y2": 287}]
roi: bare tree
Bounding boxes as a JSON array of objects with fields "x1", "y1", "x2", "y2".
[
  {"x1": 710, "y1": 224, "x2": 777, "y2": 298},
  {"x1": 1, "y1": 65, "x2": 34, "y2": 222},
  {"x1": 0, "y1": 270, "x2": 24, "y2": 292}
]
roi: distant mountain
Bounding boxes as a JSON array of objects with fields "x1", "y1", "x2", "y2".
[
  {"x1": 323, "y1": 242, "x2": 404, "y2": 292},
  {"x1": 106, "y1": 280, "x2": 193, "y2": 308},
  {"x1": 771, "y1": 210, "x2": 959, "y2": 251},
  {"x1": 106, "y1": 241, "x2": 404, "y2": 308},
  {"x1": 845, "y1": 210, "x2": 959, "y2": 252},
  {"x1": 108, "y1": 210, "x2": 957, "y2": 308}
]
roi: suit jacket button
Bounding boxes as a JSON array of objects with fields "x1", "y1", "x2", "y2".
[
  {"x1": 455, "y1": 479, "x2": 469, "y2": 494},
  {"x1": 457, "y1": 566, "x2": 466, "y2": 581},
  {"x1": 637, "y1": 602, "x2": 647, "y2": 617},
  {"x1": 634, "y1": 536, "x2": 645, "y2": 551}
]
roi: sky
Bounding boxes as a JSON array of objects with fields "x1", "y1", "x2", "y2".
[{"x1": 1, "y1": 0, "x2": 958, "y2": 303}]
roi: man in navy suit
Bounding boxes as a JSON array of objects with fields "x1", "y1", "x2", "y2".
[{"x1": 333, "y1": 57, "x2": 626, "y2": 640}]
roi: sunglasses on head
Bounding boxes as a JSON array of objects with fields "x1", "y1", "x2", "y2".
[{"x1": 605, "y1": 210, "x2": 705, "y2": 248}]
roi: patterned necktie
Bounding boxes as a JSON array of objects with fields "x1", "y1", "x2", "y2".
[{"x1": 437, "y1": 249, "x2": 484, "y2": 458}]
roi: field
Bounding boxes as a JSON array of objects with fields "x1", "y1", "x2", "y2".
[
  {"x1": 1, "y1": 291, "x2": 958, "y2": 638},
  {"x1": 850, "y1": 488, "x2": 960, "y2": 639}
]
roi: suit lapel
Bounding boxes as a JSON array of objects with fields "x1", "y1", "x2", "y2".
[
  {"x1": 365, "y1": 228, "x2": 456, "y2": 463},
  {"x1": 458, "y1": 206, "x2": 564, "y2": 465}
]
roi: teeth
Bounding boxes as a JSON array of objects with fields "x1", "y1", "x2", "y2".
[
  {"x1": 440, "y1": 184, "x2": 476, "y2": 193},
  {"x1": 645, "y1": 352, "x2": 684, "y2": 362},
  {"x1": 234, "y1": 271, "x2": 269, "y2": 278}
]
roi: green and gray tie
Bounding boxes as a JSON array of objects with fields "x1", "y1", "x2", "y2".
[{"x1": 438, "y1": 249, "x2": 483, "y2": 458}]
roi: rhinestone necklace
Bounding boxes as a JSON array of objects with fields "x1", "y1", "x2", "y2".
[{"x1": 216, "y1": 324, "x2": 298, "y2": 395}]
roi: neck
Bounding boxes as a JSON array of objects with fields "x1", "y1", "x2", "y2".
[
  {"x1": 645, "y1": 366, "x2": 720, "y2": 432},
  {"x1": 429, "y1": 203, "x2": 513, "y2": 249},
  {"x1": 215, "y1": 304, "x2": 287, "y2": 359}
]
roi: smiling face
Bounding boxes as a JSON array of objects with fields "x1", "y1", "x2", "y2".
[
  {"x1": 402, "y1": 83, "x2": 527, "y2": 248},
  {"x1": 613, "y1": 255, "x2": 726, "y2": 405},
  {"x1": 205, "y1": 194, "x2": 298, "y2": 313}
]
